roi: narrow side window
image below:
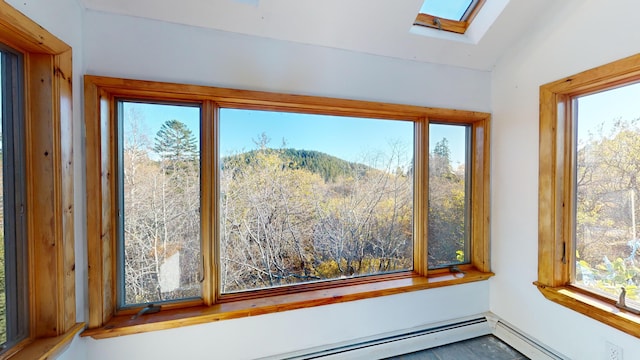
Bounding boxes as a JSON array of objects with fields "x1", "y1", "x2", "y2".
[
  {"x1": 117, "y1": 100, "x2": 202, "y2": 308},
  {"x1": 428, "y1": 123, "x2": 471, "y2": 269}
]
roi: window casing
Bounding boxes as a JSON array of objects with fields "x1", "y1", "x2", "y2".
[
  {"x1": 538, "y1": 53, "x2": 640, "y2": 338},
  {"x1": 84, "y1": 75, "x2": 492, "y2": 338},
  {"x1": 0, "y1": 2, "x2": 82, "y2": 358}
]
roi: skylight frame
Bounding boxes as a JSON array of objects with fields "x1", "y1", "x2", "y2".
[{"x1": 414, "y1": 0, "x2": 486, "y2": 34}]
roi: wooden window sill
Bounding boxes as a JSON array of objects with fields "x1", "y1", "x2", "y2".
[
  {"x1": 534, "y1": 282, "x2": 640, "y2": 338},
  {"x1": 82, "y1": 270, "x2": 493, "y2": 339},
  {"x1": 6, "y1": 323, "x2": 85, "y2": 360}
]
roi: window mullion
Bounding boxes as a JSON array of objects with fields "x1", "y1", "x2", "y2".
[
  {"x1": 414, "y1": 117, "x2": 429, "y2": 276},
  {"x1": 202, "y1": 100, "x2": 216, "y2": 305}
]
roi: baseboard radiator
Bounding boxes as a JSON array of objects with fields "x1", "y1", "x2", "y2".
[{"x1": 259, "y1": 313, "x2": 565, "y2": 360}]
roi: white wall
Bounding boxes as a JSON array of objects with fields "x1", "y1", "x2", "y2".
[
  {"x1": 83, "y1": 10, "x2": 491, "y2": 112},
  {"x1": 85, "y1": 284, "x2": 489, "y2": 360},
  {"x1": 19, "y1": 0, "x2": 640, "y2": 358},
  {"x1": 79, "y1": 9, "x2": 492, "y2": 360},
  {"x1": 491, "y1": 0, "x2": 640, "y2": 359}
]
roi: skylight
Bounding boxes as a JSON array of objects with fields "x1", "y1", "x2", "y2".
[
  {"x1": 414, "y1": 0, "x2": 485, "y2": 34},
  {"x1": 419, "y1": 0, "x2": 473, "y2": 21}
]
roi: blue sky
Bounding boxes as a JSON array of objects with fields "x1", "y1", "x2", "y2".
[
  {"x1": 420, "y1": 0, "x2": 473, "y2": 20},
  {"x1": 219, "y1": 108, "x2": 413, "y2": 163},
  {"x1": 576, "y1": 81, "x2": 640, "y2": 145},
  {"x1": 121, "y1": 102, "x2": 469, "y2": 166}
]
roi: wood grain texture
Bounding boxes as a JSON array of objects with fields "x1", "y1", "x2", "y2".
[
  {"x1": 413, "y1": 118, "x2": 428, "y2": 276},
  {"x1": 84, "y1": 75, "x2": 493, "y2": 334},
  {"x1": 26, "y1": 52, "x2": 59, "y2": 338},
  {"x1": 83, "y1": 270, "x2": 493, "y2": 339},
  {"x1": 535, "y1": 283, "x2": 640, "y2": 338},
  {"x1": 414, "y1": 13, "x2": 468, "y2": 34},
  {"x1": 413, "y1": 0, "x2": 486, "y2": 35},
  {"x1": 471, "y1": 118, "x2": 491, "y2": 273},
  {"x1": 538, "y1": 53, "x2": 640, "y2": 337},
  {"x1": 0, "y1": 3, "x2": 69, "y2": 54},
  {"x1": 8, "y1": 323, "x2": 85, "y2": 360},
  {"x1": 56, "y1": 48, "x2": 76, "y2": 337},
  {"x1": 83, "y1": 75, "x2": 490, "y2": 122},
  {"x1": 0, "y1": 1, "x2": 78, "y2": 357}
]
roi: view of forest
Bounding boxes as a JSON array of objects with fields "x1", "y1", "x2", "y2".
[
  {"x1": 576, "y1": 119, "x2": 640, "y2": 302},
  {"x1": 121, "y1": 107, "x2": 468, "y2": 305}
]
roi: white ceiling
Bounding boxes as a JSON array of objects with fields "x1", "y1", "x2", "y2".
[{"x1": 78, "y1": 0, "x2": 555, "y2": 71}]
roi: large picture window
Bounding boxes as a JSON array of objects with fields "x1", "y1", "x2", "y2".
[
  {"x1": 218, "y1": 109, "x2": 414, "y2": 293},
  {"x1": 84, "y1": 76, "x2": 491, "y2": 338},
  {"x1": 538, "y1": 53, "x2": 640, "y2": 338}
]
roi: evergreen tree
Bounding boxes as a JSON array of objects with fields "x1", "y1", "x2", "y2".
[
  {"x1": 153, "y1": 119, "x2": 197, "y2": 162},
  {"x1": 153, "y1": 119, "x2": 198, "y2": 176},
  {"x1": 431, "y1": 138, "x2": 452, "y2": 177}
]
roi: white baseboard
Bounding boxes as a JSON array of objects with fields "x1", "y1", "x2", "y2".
[
  {"x1": 258, "y1": 312, "x2": 565, "y2": 360},
  {"x1": 486, "y1": 313, "x2": 566, "y2": 360}
]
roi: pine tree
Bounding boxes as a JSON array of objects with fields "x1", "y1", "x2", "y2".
[
  {"x1": 431, "y1": 138, "x2": 452, "y2": 177},
  {"x1": 153, "y1": 119, "x2": 197, "y2": 163},
  {"x1": 153, "y1": 119, "x2": 198, "y2": 175}
]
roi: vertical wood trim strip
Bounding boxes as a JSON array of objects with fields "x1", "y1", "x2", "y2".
[
  {"x1": 201, "y1": 100, "x2": 214, "y2": 305},
  {"x1": 56, "y1": 49, "x2": 76, "y2": 334},
  {"x1": 27, "y1": 53, "x2": 58, "y2": 338},
  {"x1": 84, "y1": 79, "x2": 115, "y2": 328},
  {"x1": 471, "y1": 117, "x2": 491, "y2": 273},
  {"x1": 102, "y1": 92, "x2": 116, "y2": 325},
  {"x1": 538, "y1": 87, "x2": 560, "y2": 287},
  {"x1": 413, "y1": 118, "x2": 428, "y2": 276}
]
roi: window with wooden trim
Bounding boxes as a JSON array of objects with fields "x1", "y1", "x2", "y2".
[
  {"x1": 0, "y1": 2, "x2": 82, "y2": 358},
  {"x1": 538, "y1": 53, "x2": 640, "y2": 338},
  {"x1": 84, "y1": 76, "x2": 492, "y2": 338},
  {"x1": 414, "y1": 0, "x2": 486, "y2": 34}
]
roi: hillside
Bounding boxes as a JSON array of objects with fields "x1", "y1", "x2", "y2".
[{"x1": 221, "y1": 148, "x2": 370, "y2": 182}]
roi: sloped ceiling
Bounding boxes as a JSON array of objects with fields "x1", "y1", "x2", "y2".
[{"x1": 78, "y1": 0, "x2": 555, "y2": 71}]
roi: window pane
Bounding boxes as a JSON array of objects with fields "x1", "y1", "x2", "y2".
[
  {"x1": 419, "y1": 0, "x2": 473, "y2": 21},
  {"x1": 574, "y1": 82, "x2": 640, "y2": 306},
  {"x1": 119, "y1": 101, "x2": 201, "y2": 306},
  {"x1": 428, "y1": 123, "x2": 470, "y2": 269},
  {"x1": 219, "y1": 109, "x2": 414, "y2": 293},
  {"x1": 0, "y1": 46, "x2": 27, "y2": 351},
  {"x1": 0, "y1": 53, "x2": 5, "y2": 346}
]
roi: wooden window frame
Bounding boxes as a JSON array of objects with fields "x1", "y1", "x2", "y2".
[
  {"x1": 83, "y1": 75, "x2": 492, "y2": 339},
  {"x1": 414, "y1": 0, "x2": 486, "y2": 34},
  {"x1": 537, "y1": 53, "x2": 640, "y2": 338},
  {"x1": 0, "y1": 2, "x2": 83, "y2": 359}
]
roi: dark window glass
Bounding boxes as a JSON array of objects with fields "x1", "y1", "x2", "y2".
[{"x1": 0, "y1": 44, "x2": 27, "y2": 353}]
